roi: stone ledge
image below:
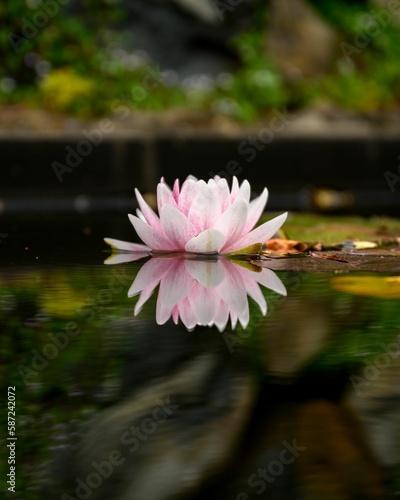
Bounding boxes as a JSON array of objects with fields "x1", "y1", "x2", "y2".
[{"x1": 1, "y1": 105, "x2": 400, "y2": 139}]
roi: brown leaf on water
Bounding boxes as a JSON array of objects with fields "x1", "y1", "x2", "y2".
[
  {"x1": 264, "y1": 238, "x2": 309, "y2": 255},
  {"x1": 264, "y1": 236, "x2": 386, "y2": 257}
]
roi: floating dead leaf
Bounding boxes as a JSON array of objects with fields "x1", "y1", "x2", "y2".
[
  {"x1": 264, "y1": 238, "x2": 308, "y2": 255},
  {"x1": 331, "y1": 275, "x2": 400, "y2": 299}
]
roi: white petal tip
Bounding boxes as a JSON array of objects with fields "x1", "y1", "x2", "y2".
[{"x1": 104, "y1": 237, "x2": 151, "y2": 253}]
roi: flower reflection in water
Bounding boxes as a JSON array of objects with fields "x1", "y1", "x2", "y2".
[{"x1": 106, "y1": 253, "x2": 286, "y2": 332}]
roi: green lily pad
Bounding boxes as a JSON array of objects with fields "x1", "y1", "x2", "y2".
[{"x1": 265, "y1": 213, "x2": 400, "y2": 245}]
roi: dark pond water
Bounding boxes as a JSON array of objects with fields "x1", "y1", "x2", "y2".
[{"x1": 1, "y1": 216, "x2": 400, "y2": 500}]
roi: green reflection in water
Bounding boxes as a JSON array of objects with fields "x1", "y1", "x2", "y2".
[{"x1": 0, "y1": 264, "x2": 399, "y2": 499}]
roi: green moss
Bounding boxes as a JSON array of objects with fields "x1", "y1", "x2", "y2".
[{"x1": 268, "y1": 213, "x2": 400, "y2": 245}]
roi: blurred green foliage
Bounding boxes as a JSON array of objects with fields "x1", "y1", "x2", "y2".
[
  {"x1": 310, "y1": 0, "x2": 400, "y2": 110},
  {"x1": 0, "y1": 264, "x2": 138, "y2": 497},
  {"x1": 1, "y1": 0, "x2": 400, "y2": 120}
]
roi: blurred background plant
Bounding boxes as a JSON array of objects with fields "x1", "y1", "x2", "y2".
[{"x1": 1, "y1": 0, "x2": 400, "y2": 121}]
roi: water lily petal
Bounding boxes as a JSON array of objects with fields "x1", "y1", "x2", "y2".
[
  {"x1": 156, "y1": 298, "x2": 174, "y2": 325},
  {"x1": 185, "y1": 229, "x2": 225, "y2": 254},
  {"x1": 240, "y1": 273, "x2": 267, "y2": 315},
  {"x1": 127, "y1": 257, "x2": 176, "y2": 297},
  {"x1": 223, "y1": 212, "x2": 288, "y2": 254},
  {"x1": 213, "y1": 300, "x2": 230, "y2": 332},
  {"x1": 238, "y1": 179, "x2": 251, "y2": 203},
  {"x1": 160, "y1": 205, "x2": 198, "y2": 249},
  {"x1": 158, "y1": 259, "x2": 195, "y2": 309},
  {"x1": 214, "y1": 198, "x2": 248, "y2": 252},
  {"x1": 238, "y1": 301, "x2": 250, "y2": 329},
  {"x1": 188, "y1": 285, "x2": 218, "y2": 325},
  {"x1": 157, "y1": 182, "x2": 177, "y2": 213},
  {"x1": 252, "y1": 267, "x2": 287, "y2": 296},
  {"x1": 224, "y1": 260, "x2": 269, "y2": 308},
  {"x1": 136, "y1": 209, "x2": 147, "y2": 223},
  {"x1": 242, "y1": 188, "x2": 269, "y2": 235},
  {"x1": 128, "y1": 214, "x2": 178, "y2": 251},
  {"x1": 172, "y1": 178, "x2": 180, "y2": 203},
  {"x1": 172, "y1": 305, "x2": 179, "y2": 324},
  {"x1": 215, "y1": 177, "x2": 230, "y2": 212},
  {"x1": 188, "y1": 183, "x2": 221, "y2": 231},
  {"x1": 178, "y1": 297, "x2": 197, "y2": 330},
  {"x1": 156, "y1": 267, "x2": 196, "y2": 325},
  {"x1": 215, "y1": 259, "x2": 248, "y2": 315},
  {"x1": 104, "y1": 251, "x2": 150, "y2": 265},
  {"x1": 178, "y1": 178, "x2": 198, "y2": 216},
  {"x1": 134, "y1": 286, "x2": 156, "y2": 315},
  {"x1": 104, "y1": 237, "x2": 151, "y2": 253},
  {"x1": 230, "y1": 310, "x2": 238, "y2": 330},
  {"x1": 185, "y1": 259, "x2": 225, "y2": 288},
  {"x1": 230, "y1": 176, "x2": 239, "y2": 203},
  {"x1": 135, "y1": 188, "x2": 162, "y2": 231}
]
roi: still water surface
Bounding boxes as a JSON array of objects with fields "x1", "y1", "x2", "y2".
[{"x1": 1, "y1": 248, "x2": 400, "y2": 499}]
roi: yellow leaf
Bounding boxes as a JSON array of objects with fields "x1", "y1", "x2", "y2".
[
  {"x1": 351, "y1": 241, "x2": 377, "y2": 249},
  {"x1": 331, "y1": 275, "x2": 400, "y2": 299},
  {"x1": 40, "y1": 272, "x2": 87, "y2": 317}
]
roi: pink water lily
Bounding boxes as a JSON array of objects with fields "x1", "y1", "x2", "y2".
[
  {"x1": 125, "y1": 256, "x2": 286, "y2": 332},
  {"x1": 105, "y1": 176, "x2": 287, "y2": 255}
]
